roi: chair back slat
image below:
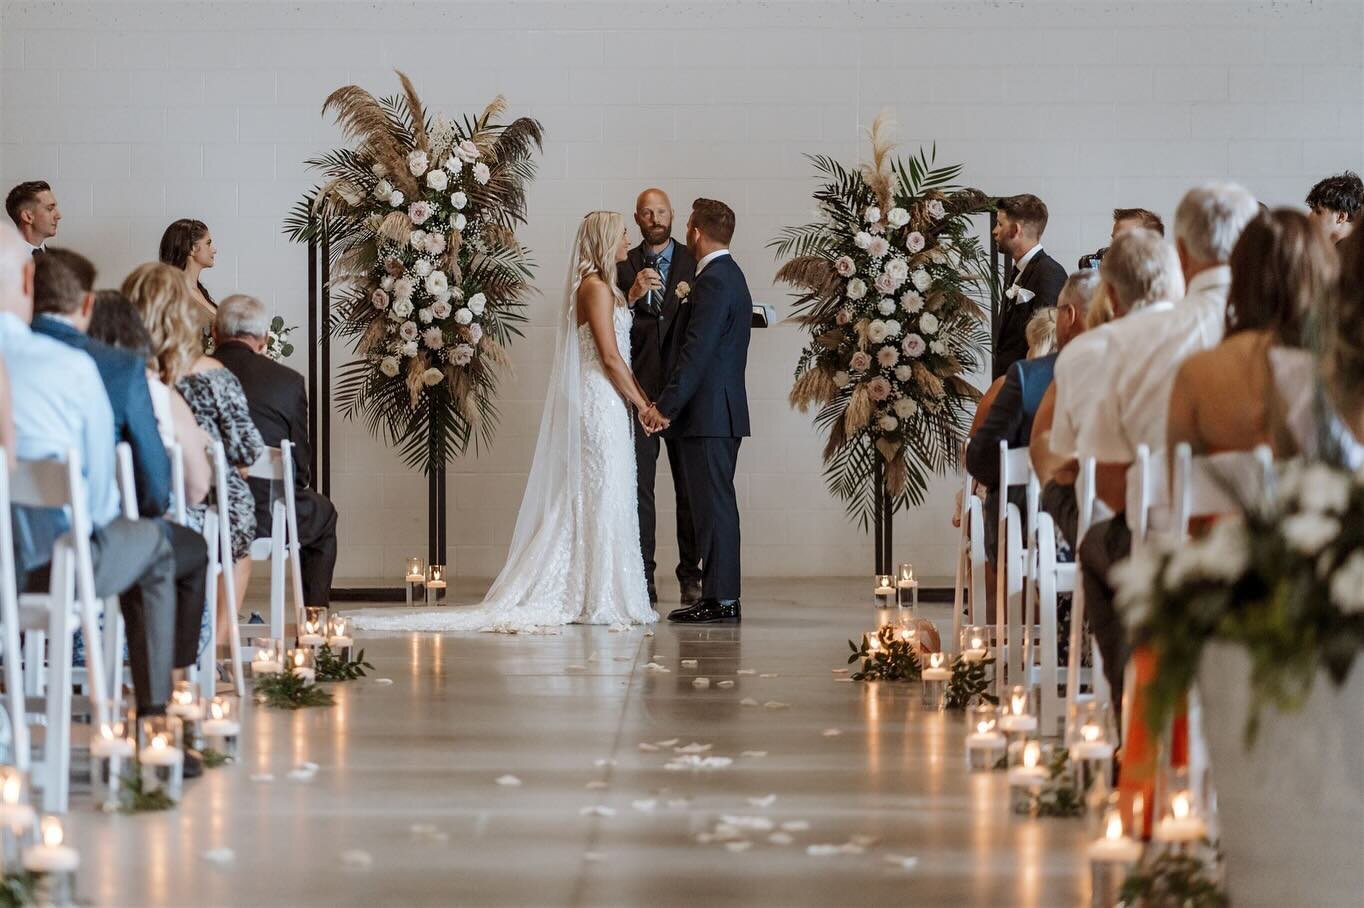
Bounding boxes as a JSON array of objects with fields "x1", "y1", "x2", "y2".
[
  {"x1": 115, "y1": 442, "x2": 137, "y2": 520},
  {"x1": 167, "y1": 443, "x2": 187, "y2": 525},
  {"x1": 247, "y1": 447, "x2": 285, "y2": 481},
  {"x1": 8, "y1": 458, "x2": 73, "y2": 509},
  {"x1": 1172, "y1": 443, "x2": 1274, "y2": 539}
]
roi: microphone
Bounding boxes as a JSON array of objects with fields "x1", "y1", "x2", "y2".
[{"x1": 643, "y1": 254, "x2": 661, "y2": 314}]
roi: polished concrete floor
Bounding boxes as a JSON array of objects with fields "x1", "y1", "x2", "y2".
[{"x1": 68, "y1": 577, "x2": 1089, "y2": 907}]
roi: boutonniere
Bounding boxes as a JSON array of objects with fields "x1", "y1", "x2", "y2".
[
  {"x1": 1004, "y1": 285, "x2": 1035, "y2": 304},
  {"x1": 674, "y1": 281, "x2": 691, "y2": 302}
]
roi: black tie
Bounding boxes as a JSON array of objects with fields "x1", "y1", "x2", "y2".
[{"x1": 31, "y1": 247, "x2": 43, "y2": 257}]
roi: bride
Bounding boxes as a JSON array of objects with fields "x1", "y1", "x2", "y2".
[{"x1": 351, "y1": 212, "x2": 659, "y2": 632}]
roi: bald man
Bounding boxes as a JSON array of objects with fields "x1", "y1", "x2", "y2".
[{"x1": 616, "y1": 189, "x2": 702, "y2": 607}]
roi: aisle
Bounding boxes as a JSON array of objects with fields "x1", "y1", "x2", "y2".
[{"x1": 69, "y1": 578, "x2": 1088, "y2": 907}]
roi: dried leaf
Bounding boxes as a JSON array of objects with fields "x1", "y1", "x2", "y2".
[
  {"x1": 774, "y1": 255, "x2": 838, "y2": 295},
  {"x1": 843, "y1": 385, "x2": 872, "y2": 436},
  {"x1": 911, "y1": 361, "x2": 945, "y2": 399},
  {"x1": 395, "y1": 69, "x2": 428, "y2": 152},
  {"x1": 321, "y1": 83, "x2": 415, "y2": 194},
  {"x1": 859, "y1": 109, "x2": 897, "y2": 215},
  {"x1": 790, "y1": 367, "x2": 835, "y2": 413}
]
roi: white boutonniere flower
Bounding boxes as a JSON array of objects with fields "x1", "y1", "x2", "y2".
[
  {"x1": 675, "y1": 281, "x2": 691, "y2": 302},
  {"x1": 1004, "y1": 284, "x2": 1035, "y2": 304}
]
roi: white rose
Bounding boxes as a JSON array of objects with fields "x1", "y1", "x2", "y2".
[
  {"x1": 886, "y1": 207, "x2": 909, "y2": 228},
  {"x1": 379, "y1": 356, "x2": 400, "y2": 377},
  {"x1": 450, "y1": 344, "x2": 475, "y2": 366},
  {"x1": 877, "y1": 298, "x2": 896, "y2": 316},
  {"x1": 425, "y1": 271, "x2": 448, "y2": 296},
  {"x1": 905, "y1": 231, "x2": 926, "y2": 254},
  {"x1": 1282, "y1": 512, "x2": 1340, "y2": 555},
  {"x1": 473, "y1": 162, "x2": 491, "y2": 185},
  {"x1": 926, "y1": 199, "x2": 946, "y2": 220},
  {"x1": 371, "y1": 162, "x2": 389, "y2": 178},
  {"x1": 431, "y1": 300, "x2": 453, "y2": 319},
  {"x1": 454, "y1": 307, "x2": 474, "y2": 325},
  {"x1": 456, "y1": 139, "x2": 480, "y2": 162},
  {"x1": 373, "y1": 179, "x2": 393, "y2": 201},
  {"x1": 380, "y1": 275, "x2": 395, "y2": 292},
  {"x1": 418, "y1": 307, "x2": 434, "y2": 324},
  {"x1": 854, "y1": 231, "x2": 873, "y2": 250},
  {"x1": 919, "y1": 312, "x2": 940, "y2": 335},
  {"x1": 413, "y1": 258, "x2": 433, "y2": 277},
  {"x1": 865, "y1": 206, "x2": 881, "y2": 224},
  {"x1": 845, "y1": 278, "x2": 867, "y2": 300},
  {"x1": 1330, "y1": 551, "x2": 1364, "y2": 614},
  {"x1": 893, "y1": 397, "x2": 917, "y2": 418},
  {"x1": 911, "y1": 268, "x2": 932, "y2": 292},
  {"x1": 399, "y1": 320, "x2": 419, "y2": 340},
  {"x1": 389, "y1": 190, "x2": 405, "y2": 208},
  {"x1": 444, "y1": 156, "x2": 463, "y2": 174},
  {"x1": 884, "y1": 319, "x2": 902, "y2": 337},
  {"x1": 409, "y1": 229, "x2": 429, "y2": 252},
  {"x1": 449, "y1": 191, "x2": 468, "y2": 210},
  {"x1": 832, "y1": 371, "x2": 851, "y2": 389},
  {"x1": 453, "y1": 213, "x2": 467, "y2": 231},
  {"x1": 425, "y1": 168, "x2": 448, "y2": 191},
  {"x1": 392, "y1": 298, "x2": 414, "y2": 319},
  {"x1": 878, "y1": 415, "x2": 898, "y2": 432},
  {"x1": 929, "y1": 340, "x2": 947, "y2": 356},
  {"x1": 894, "y1": 365, "x2": 912, "y2": 382},
  {"x1": 421, "y1": 366, "x2": 445, "y2": 386},
  {"x1": 467, "y1": 292, "x2": 487, "y2": 316},
  {"x1": 1299, "y1": 463, "x2": 1351, "y2": 514},
  {"x1": 407, "y1": 149, "x2": 429, "y2": 176},
  {"x1": 400, "y1": 340, "x2": 419, "y2": 358},
  {"x1": 867, "y1": 320, "x2": 889, "y2": 343},
  {"x1": 886, "y1": 258, "x2": 909, "y2": 281}
]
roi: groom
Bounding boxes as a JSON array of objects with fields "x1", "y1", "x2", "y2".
[{"x1": 641, "y1": 199, "x2": 751, "y2": 624}]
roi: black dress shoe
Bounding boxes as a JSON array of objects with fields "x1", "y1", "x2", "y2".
[
  {"x1": 679, "y1": 580, "x2": 703, "y2": 606},
  {"x1": 668, "y1": 598, "x2": 740, "y2": 624},
  {"x1": 183, "y1": 749, "x2": 204, "y2": 779}
]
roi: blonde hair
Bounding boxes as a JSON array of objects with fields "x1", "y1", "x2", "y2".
[
  {"x1": 572, "y1": 211, "x2": 626, "y2": 307},
  {"x1": 122, "y1": 262, "x2": 201, "y2": 383},
  {"x1": 1085, "y1": 281, "x2": 1116, "y2": 330},
  {"x1": 1025, "y1": 307, "x2": 1057, "y2": 357}
]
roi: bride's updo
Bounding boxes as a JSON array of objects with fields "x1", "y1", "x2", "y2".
[{"x1": 572, "y1": 211, "x2": 626, "y2": 307}]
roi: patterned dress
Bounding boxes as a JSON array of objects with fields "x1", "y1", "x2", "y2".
[{"x1": 176, "y1": 367, "x2": 264, "y2": 560}]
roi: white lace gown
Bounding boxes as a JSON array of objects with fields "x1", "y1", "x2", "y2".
[{"x1": 349, "y1": 306, "x2": 656, "y2": 633}]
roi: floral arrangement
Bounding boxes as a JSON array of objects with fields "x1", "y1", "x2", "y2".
[
  {"x1": 1114, "y1": 460, "x2": 1364, "y2": 742},
  {"x1": 285, "y1": 72, "x2": 541, "y2": 474},
  {"x1": 845, "y1": 626, "x2": 921, "y2": 681},
  {"x1": 775, "y1": 114, "x2": 993, "y2": 525},
  {"x1": 264, "y1": 315, "x2": 296, "y2": 362}
]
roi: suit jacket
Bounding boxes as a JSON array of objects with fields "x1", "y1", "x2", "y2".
[
  {"x1": 615, "y1": 238, "x2": 697, "y2": 398},
  {"x1": 966, "y1": 353, "x2": 1057, "y2": 489},
  {"x1": 654, "y1": 254, "x2": 751, "y2": 438},
  {"x1": 993, "y1": 248, "x2": 1066, "y2": 379},
  {"x1": 214, "y1": 340, "x2": 312, "y2": 489},
  {"x1": 32, "y1": 314, "x2": 171, "y2": 517}
]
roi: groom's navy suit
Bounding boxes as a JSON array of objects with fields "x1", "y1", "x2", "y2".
[{"x1": 654, "y1": 251, "x2": 751, "y2": 602}]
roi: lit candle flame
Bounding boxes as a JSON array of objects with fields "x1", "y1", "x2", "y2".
[
  {"x1": 151, "y1": 734, "x2": 167, "y2": 751},
  {"x1": 1081, "y1": 722, "x2": 1102, "y2": 743},
  {"x1": 40, "y1": 816, "x2": 62, "y2": 848},
  {"x1": 1022, "y1": 741, "x2": 1040, "y2": 769},
  {"x1": 294, "y1": 650, "x2": 306, "y2": 667},
  {"x1": 1172, "y1": 791, "x2": 1191, "y2": 820},
  {"x1": 2, "y1": 774, "x2": 20, "y2": 805},
  {"x1": 897, "y1": 627, "x2": 912, "y2": 642},
  {"x1": 976, "y1": 719, "x2": 992, "y2": 735},
  {"x1": 930, "y1": 652, "x2": 944, "y2": 669},
  {"x1": 1105, "y1": 811, "x2": 1124, "y2": 841},
  {"x1": 970, "y1": 635, "x2": 984, "y2": 650},
  {"x1": 1011, "y1": 691, "x2": 1028, "y2": 717},
  {"x1": 210, "y1": 701, "x2": 225, "y2": 721},
  {"x1": 99, "y1": 723, "x2": 114, "y2": 740}
]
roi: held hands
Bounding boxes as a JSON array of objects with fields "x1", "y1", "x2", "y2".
[
  {"x1": 628, "y1": 268, "x2": 663, "y2": 305},
  {"x1": 638, "y1": 403, "x2": 670, "y2": 435}
]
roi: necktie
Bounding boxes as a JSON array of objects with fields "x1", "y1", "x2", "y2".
[{"x1": 31, "y1": 247, "x2": 43, "y2": 257}]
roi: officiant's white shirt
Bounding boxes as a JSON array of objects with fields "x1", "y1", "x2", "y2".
[{"x1": 695, "y1": 248, "x2": 730, "y2": 276}]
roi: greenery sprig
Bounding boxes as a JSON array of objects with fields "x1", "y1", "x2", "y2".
[
  {"x1": 0, "y1": 872, "x2": 36, "y2": 908},
  {"x1": 119, "y1": 769, "x2": 177, "y2": 814},
  {"x1": 1119, "y1": 848, "x2": 1227, "y2": 907},
  {"x1": 315, "y1": 644, "x2": 375, "y2": 682},
  {"x1": 254, "y1": 672, "x2": 335, "y2": 710},
  {"x1": 201, "y1": 748, "x2": 232, "y2": 769},
  {"x1": 943, "y1": 655, "x2": 997, "y2": 710},
  {"x1": 846, "y1": 626, "x2": 922, "y2": 681},
  {"x1": 1025, "y1": 747, "x2": 1086, "y2": 818}
]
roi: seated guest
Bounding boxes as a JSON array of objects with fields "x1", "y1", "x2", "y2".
[
  {"x1": 213, "y1": 295, "x2": 337, "y2": 610},
  {"x1": 88, "y1": 289, "x2": 212, "y2": 505},
  {"x1": 0, "y1": 223, "x2": 177, "y2": 718},
  {"x1": 1167, "y1": 209, "x2": 1342, "y2": 462},
  {"x1": 0, "y1": 354, "x2": 13, "y2": 468},
  {"x1": 1305, "y1": 170, "x2": 1362, "y2": 245},
  {"x1": 1077, "y1": 182, "x2": 1257, "y2": 713},
  {"x1": 125, "y1": 264, "x2": 263, "y2": 623},
  {"x1": 4, "y1": 181, "x2": 60, "y2": 255},
  {"x1": 1078, "y1": 207, "x2": 1166, "y2": 270},
  {"x1": 990, "y1": 193, "x2": 1067, "y2": 379},
  {"x1": 32, "y1": 250, "x2": 213, "y2": 686}
]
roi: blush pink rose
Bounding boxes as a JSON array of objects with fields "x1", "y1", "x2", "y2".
[
  {"x1": 834, "y1": 255, "x2": 856, "y2": 277},
  {"x1": 850, "y1": 351, "x2": 872, "y2": 372},
  {"x1": 867, "y1": 377, "x2": 892, "y2": 401},
  {"x1": 902, "y1": 334, "x2": 927, "y2": 358}
]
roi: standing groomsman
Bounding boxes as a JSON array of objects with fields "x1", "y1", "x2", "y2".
[
  {"x1": 990, "y1": 193, "x2": 1067, "y2": 379},
  {"x1": 617, "y1": 188, "x2": 703, "y2": 608}
]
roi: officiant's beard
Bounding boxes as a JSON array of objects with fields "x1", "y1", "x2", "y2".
[{"x1": 642, "y1": 223, "x2": 670, "y2": 245}]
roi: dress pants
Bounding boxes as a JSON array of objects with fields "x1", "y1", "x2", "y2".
[
  {"x1": 1078, "y1": 515, "x2": 1132, "y2": 715},
  {"x1": 633, "y1": 424, "x2": 702, "y2": 597},
  {"x1": 677, "y1": 437, "x2": 742, "y2": 601},
  {"x1": 1040, "y1": 479, "x2": 1080, "y2": 551},
  {"x1": 251, "y1": 480, "x2": 338, "y2": 606},
  {"x1": 162, "y1": 521, "x2": 209, "y2": 668}
]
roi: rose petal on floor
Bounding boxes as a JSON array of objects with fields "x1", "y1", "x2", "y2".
[
  {"x1": 849, "y1": 834, "x2": 878, "y2": 848},
  {"x1": 495, "y1": 774, "x2": 522, "y2": 786},
  {"x1": 759, "y1": 673, "x2": 779, "y2": 678},
  {"x1": 746, "y1": 794, "x2": 777, "y2": 808},
  {"x1": 831, "y1": 668, "x2": 849, "y2": 674},
  {"x1": 768, "y1": 832, "x2": 794, "y2": 845},
  {"x1": 631, "y1": 799, "x2": 657, "y2": 812},
  {"x1": 643, "y1": 662, "x2": 670, "y2": 673},
  {"x1": 673, "y1": 742, "x2": 712, "y2": 754},
  {"x1": 725, "y1": 841, "x2": 753, "y2": 853},
  {"x1": 781, "y1": 820, "x2": 811, "y2": 832},
  {"x1": 716, "y1": 680, "x2": 735, "y2": 689},
  {"x1": 821, "y1": 728, "x2": 842, "y2": 737},
  {"x1": 691, "y1": 677, "x2": 710, "y2": 689},
  {"x1": 248, "y1": 773, "x2": 274, "y2": 783},
  {"x1": 737, "y1": 669, "x2": 756, "y2": 676},
  {"x1": 655, "y1": 738, "x2": 680, "y2": 747},
  {"x1": 341, "y1": 849, "x2": 373, "y2": 870},
  {"x1": 373, "y1": 678, "x2": 394, "y2": 685},
  {"x1": 638, "y1": 742, "x2": 659, "y2": 752},
  {"x1": 201, "y1": 848, "x2": 236, "y2": 865},
  {"x1": 740, "y1": 750, "x2": 768, "y2": 759},
  {"x1": 884, "y1": 854, "x2": 920, "y2": 871},
  {"x1": 594, "y1": 758, "x2": 616, "y2": 768},
  {"x1": 740, "y1": 698, "x2": 759, "y2": 707},
  {"x1": 763, "y1": 701, "x2": 790, "y2": 710},
  {"x1": 585, "y1": 780, "x2": 608, "y2": 790},
  {"x1": 579, "y1": 805, "x2": 616, "y2": 817},
  {"x1": 681, "y1": 659, "x2": 698, "y2": 668}
]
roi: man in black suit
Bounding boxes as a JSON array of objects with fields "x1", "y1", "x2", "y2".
[
  {"x1": 990, "y1": 194, "x2": 1067, "y2": 379},
  {"x1": 642, "y1": 199, "x2": 750, "y2": 624},
  {"x1": 616, "y1": 188, "x2": 702, "y2": 608},
  {"x1": 212, "y1": 295, "x2": 338, "y2": 609}
]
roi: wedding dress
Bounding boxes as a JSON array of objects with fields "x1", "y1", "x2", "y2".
[{"x1": 349, "y1": 291, "x2": 656, "y2": 633}]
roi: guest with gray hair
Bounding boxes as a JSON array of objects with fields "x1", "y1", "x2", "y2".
[{"x1": 213, "y1": 296, "x2": 338, "y2": 611}]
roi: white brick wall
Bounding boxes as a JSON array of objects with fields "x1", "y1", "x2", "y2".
[{"x1": 2, "y1": 1, "x2": 1360, "y2": 583}]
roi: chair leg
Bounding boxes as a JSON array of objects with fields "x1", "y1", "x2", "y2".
[
  {"x1": 198, "y1": 575, "x2": 218, "y2": 702},
  {"x1": 1039, "y1": 571, "x2": 1060, "y2": 737},
  {"x1": 42, "y1": 551, "x2": 73, "y2": 813},
  {"x1": 23, "y1": 630, "x2": 42, "y2": 698},
  {"x1": 270, "y1": 506, "x2": 285, "y2": 654},
  {"x1": 103, "y1": 597, "x2": 124, "y2": 720},
  {"x1": 4, "y1": 614, "x2": 30, "y2": 774}
]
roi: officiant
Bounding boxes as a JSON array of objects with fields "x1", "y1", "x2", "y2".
[{"x1": 617, "y1": 188, "x2": 702, "y2": 608}]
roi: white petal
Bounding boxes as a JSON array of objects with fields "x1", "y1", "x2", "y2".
[
  {"x1": 374, "y1": 678, "x2": 394, "y2": 685},
  {"x1": 740, "y1": 750, "x2": 768, "y2": 759},
  {"x1": 884, "y1": 854, "x2": 920, "y2": 871},
  {"x1": 495, "y1": 774, "x2": 522, "y2": 786},
  {"x1": 768, "y1": 832, "x2": 794, "y2": 846},
  {"x1": 821, "y1": 728, "x2": 843, "y2": 737},
  {"x1": 249, "y1": 773, "x2": 275, "y2": 783},
  {"x1": 585, "y1": 780, "x2": 609, "y2": 790},
  {"x1": 759, "y1": 673, "x2": 779, "y2": 679},
  {"x1": 763, "y1": 701, "x2": 790, "y2": 710},
  {"x1": 656, "y1": 738, "x2": 680, "y2": 747},
  {"x1": 692, "y1": 678, "x2": 711, "y2": 689},
  {"x1": 674, "y1": 742, "x2": 712, "y2": 754},
  {"x1": 831, "y1": 668, "x2": 849, "y2": 674},
  {"x1": 638, "y1": 743, "x2": 660, "y2": 752},
  {"x1": 747, "y1": 794, "x2": 777, "y2": 807},
  {"x1": 740, "y1": 698, "x2": 760, "y2": 707},
  {"x1": 594, "y1": 758, "x2": 617, "y2": 768},
  {"x1": 717, "y1": 680, "x2": 735, "y2": 689},
  {"x1": 341, "y1": 850, "x2": 373, "y2": 870},
  {"x1": 579, "y1": 805, "x2": 616, "y2": 817},
  {"x1": 201, "y1": 848, "x2": 236, "y2": 865},
  {"x1": 681, "y1": 659, "x2": 698, "y2": 668},
  {"x1": 737, "y1": 669, "x2": 757, "y2": 675},
  {"x1": 725, "y1": 841, "x2": 753, "y2": 853},
  {"x1": 631, "y1": 799, "x2": 658, "y2": 812},
  {"x1": 781, "y1": 820, "x2": 811, "y2": 831}
]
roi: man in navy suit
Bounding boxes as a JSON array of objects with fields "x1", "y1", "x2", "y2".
[
  {"x1": 642, "y1": 199, "x2": 750, "y2": 624},
  {"x1": 990, "y1": 194, "x2": 1067, "y2": 379},
  {"x1": 32, "y1": 249, "x2": 210, "y2": 701}
]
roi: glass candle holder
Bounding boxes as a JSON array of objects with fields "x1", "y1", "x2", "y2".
[
  {"x1": 895, "y1": 562, "x2": 918, "y2": 612},
  {"x1": 426, "y1": 564, "x2": 448, "y2": 605},
  {"x1": 921, "y1": 650, "x2": 951, "y2": 708},
  {"x1": 0, "y1": 768, "x2": 35, "y2": 874},
  {"x1": 326, "y1": 614, "x2": 354, "y2": 661},
  {"x1": 202, "y1": 696, "x2": 241, "y2": 763},
  {"x1": 299, "y1": 606, "x2": 328, "y2": 648},
  {"x1": 88, "y1": 720, "x2": 135, "y2": 813},
  {"x1": 22, "y1": 815, "x2": 78, "y2": 907},
  {"x1": 138, "y1": 715, "x2": 184, "y2": 804},
  {"x1": 964, "y1": 703, "x2": 1006, "y2": 771},
  {"x1": 873, "y1": 574, "x2": 895, "y2": 611},
  {"x1": 960, "y1": 625, "x2": 988, "y2": 662},
  {"x1": 250, "y1": 638, "x2": 284, "y2": 676},
  {"x1": 1087, "y1": 796, "x2": 1143, "y2": 908},
  {"x1": 1007, "y1": 739, "x2": 1048, "y2": 815},
  {"x1": 167, "y1": 679, "x2": 204, "y2": 749},
  {"x1": 288, "y1": 647, "x2": 316, "y2": 686},
  {"x1": 864, "y1": 628, "x2": 885, "y2": 657},
  {"x1": 999, "y1": 684, "x2": 1038, "y2": 736},
  {"x1": 405, "y1": 556, "x2": 425, "y2": 605},
  {"x1": 1152, "y1": 766, "x2": 1207, "y2": 848},
  {"x1": 1069, "y1": 701, "x2": 1116, "y2": 806}
]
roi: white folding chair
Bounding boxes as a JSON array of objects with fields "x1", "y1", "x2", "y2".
[
  {"x1": 1028, "y1": 508, "x2": 1072, "y2": 738},
  {"x1": 0, "y1": 449, "x2": 32, "y2": 774},
  {"x1": 245, "y1": 442, "x2": 306, "y2": 656},
  {"x1": 996, "y1": 442, "x2": 1039, "y2": 699},
  {"x1": 1063, "y1": 458, "x2": 1113, "y2": 738},
  {"x1": 5, "y1": 448, "x2": 109, "y2": 812},
  {"x1": 99, "y1": 443, "x2": 139, "y2": 720},
  {"x1": 199, "y1": 442, "x2": 245, "y2": 700},
  {"x1": 950, "y1": 467, "x2": 988, "y2": 654}
]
